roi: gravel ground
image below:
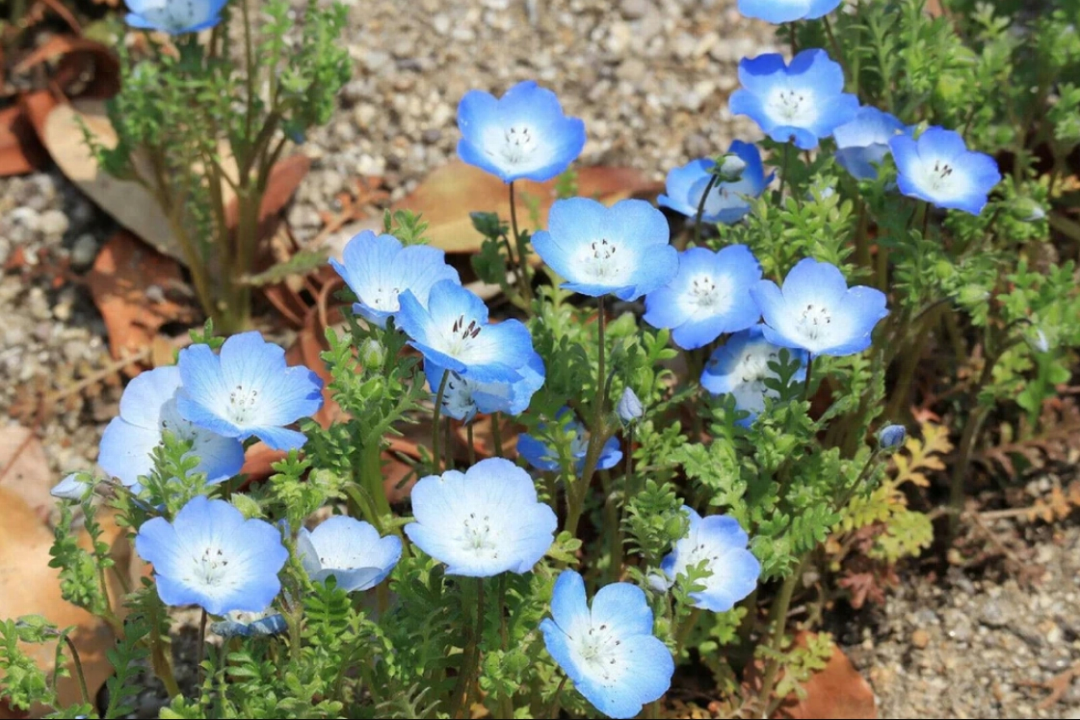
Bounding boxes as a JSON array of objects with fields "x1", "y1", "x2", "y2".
[{"x1": 2, "y1": 1, "x2": 1077, "y2": 718}]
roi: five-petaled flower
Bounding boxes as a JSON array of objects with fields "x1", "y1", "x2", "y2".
[
  {"x1": 643, "y1": 245, "x2": 763, "y2": 350},
  {"x1": 135, "y1": 495, "x2": 288, "y2": 616},
  {"x1": 404, "y1": 458, "x2": 557, "y2": 577},
  {"x1": 657, "y1": 507, "x2": 761, "y2": 613},
  {"x1": 297, "y1": 516, "x2": 402, "y2": 593},
  {"x1": 658, "y1": 142, "x2": 773, "y2": 225},
  {"x1": 177, "y1": 332, "x2": 324, "y2": 452},
  {"x1": 889, "y1": 127, "x2": 1001, "y2": 215},
  {"x1": 833, "y1": 106, "x2": 910, "y2": 181},
  {"x1": 738, "y1": 0, "x2": 841, "y2": 23},
  {"x1": 531, "y1": 198, "x2": 678, "y2": 301},
  {"x1": 125, "y1": 0, "x2": 228, "y2": 35},
  {"x1": 330, "y1": 230, "x2": 460, "y2": 328},
  {"x1": 700, "y1": 326, "x2": 808, "y2": 425},
  {"x1": 517, "y1": 410, "x2": 622, "y2": 473},
  {"x1": 425, "y1": 353, "x2": 545, "y2": 424},
  {"x1": 398, "y1": 280, "x2": 537, "y2": 384},
  {"x1": 457, "y1": 80, "x2": 586, "y2": 183},
  {"x1": 750, "y1": 258, "x2": 888, "y2": 357},
  {"x1": 99, "y1": 366, "x2": 244, "y2": 489},
  {"x1": 730, "y1": 49, "x2": 859, "y2": 150},
  {"x1": 541, "y1": 570, "x2": 674, "y2": 719}
]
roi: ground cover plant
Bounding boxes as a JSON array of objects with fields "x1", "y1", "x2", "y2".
[{"x1": 2, "y1": 0, "x2": 1079, "y2": 717}]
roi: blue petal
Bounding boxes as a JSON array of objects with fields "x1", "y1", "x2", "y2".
[
  {"x1": 789, "y1": 49, "x2": 845, "y2": 97},
  {"x1": 806, "y1": 0, "x2": 842, "y2": 17},
  {"x1": 249, "y1": 425, "x2": 310, "y2": 451},
  {"x1": 595, "y1": 436, "x2": 624, "y2": 471},
  {"x1": 729, "y1": 140, "x2": 769, "y2": 195},
  {"x1": 916, "y1": 127, "x2": 969, "y2": 160},
  {"x1": 578, "y1": 635, "x2": 674, "y2": 719},
  {"x1": 590, "y1": 582, "x2": 653, "y2": 636},
  {"x1": 517, "y1": 433, "x2": 559, "y2": 471},
  {"x1": 550, "y1": 570, "x2": 589, "y2": 633},
  {"x1": 782, "y1": 258, "x2": 849, "y2": 309},
  {"x1": 98, "y1": 417, "x2": 159, "y2": 487},
  {"x1": 118, "y1": 365, "x2": 181, "y2": 427},
  {"x1": 736, "y1": 54, "x2": 790, "y2": 96},
  {"x1": 643, "y1": 285, "x2": 693, "y2": 331},
  {"x1": 698, "y1": 514, "x2": 750, "y2": 548},
  {"x1": 737, "y1": 0, "x2": 812, "y2": 23},
  {"x1": 692, "y1": 549, "x2": 761, "y2": 612}
]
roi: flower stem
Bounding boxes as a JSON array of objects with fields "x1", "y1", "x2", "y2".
[
  {"x1": 432, "y1": 371, "x2": 450, "y2": 473},
  {"x1": 445, "y1": 416, "x2": 454, "y2": 472},
  {"x1": 788, "y1": 22, "x2": 798, "y2": 55},
  {"x1": 466, "y1": 422, "x2": 476, "y2": 466},
  {"x1": 546, "y1": 676, "x2": 569, "y2": 719},
  {"x1": 692, "y1": 173, "x2": 720, "y2": 246},
  {"x1": 674, "y1": 608, "x2": 702, "y2": 657},
  {"x1": 822, "y1": 16, "x2": 848, "y2": 78},
  {"x1": 196, "y1": 609, "x2": 208, "y2": 686},
  {"x1": 62, "y1": 633, "x2": 90, "y2": 707},
  {"x1": 509, "y1": 181, "x2": 533, "y2": 305},
  {"x1": 450, "y1": 578, "x2": 486, "y2": 719},
  {"x1": 491, "y1": 412, "x2": 504, "y2": 458},
  {"x1": 777, "y1": 143, "x2": 791, "y2": 201},
  {"x1": 566, "y1": 296, "x2": 608, "y2": 535},
  {"x1": 803, "y1": 354, "x2": 815, "y2": 400},
  {"x1": 498, "y1": 575, "x2": 513, "y2": 719},
  {"x1": 758, "y1": 557, "x2": 805, "y2": 711}
]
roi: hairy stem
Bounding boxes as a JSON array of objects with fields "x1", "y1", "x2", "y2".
[
  {"x1": 566, "y1": 296, "x2": 608, "y2": 535},
  {"x1": 432, "y1": 371, "x2": 450, "y2": 473}
]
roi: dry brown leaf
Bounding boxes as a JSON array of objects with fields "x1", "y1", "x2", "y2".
[
  {"x1": 777, "y1": 634, "x2": 877, "y2": 719},
  {"x1": 0, "y1": 425, "x2": 56, "y2": 525},
  {"x1": 0, "y1": 105, "x2": 47, "y2": 177},
  {"x1": 0, "y1": 489, "x2": 122, "y2": 712},
  {"x1": 13, "y1": 35, "x2": 120, "y2": 100},
  {"x1": 86, "y1": 230, "x2": 197, "y2": 368}
]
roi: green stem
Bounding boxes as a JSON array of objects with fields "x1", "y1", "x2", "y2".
[
  {"x1": 450, "y1": 579, "x2": 486, "y2": 718},
  {"x1": 445, "y1": 416, "x2": 454, "y2": 472},
  {"x1": 566, "y1": 296, "x2": 608, "y2": 536},
  {"x1": 467, "y1": 422, "x2": 476, "y2": 466},
  {"x1": 803, "y1": 354, "x2": 815, "y2": 400},
  {"x1": 491, "y1": 412, "x2": 504, "y2": 458},
  {"x1": 777, "y1": 143, "x2": 791, "y2": 201},
  {"x1": 693, "y1": 173, "x2": 721, "y2": 246},
  {"x1": 546, "y1": 676, "x2": 569, "y2": 719},
  {"x1": 675, "y1": 608, "x2": 702, "y2": 657},
  {"x1": 197, "y1": 609, "x2": 208, "y2": 686},
  {"x1": 360, "y1": 434, "x2": 391, "y2": 526},
  {"x1": 822, "y1": 16, "x2": 848, "y2": 78},
  {"x1": 601, "y1": 470, "x2": 622, "y2": 583},
  {"x1": 949, "y1": 403, "x2": 992, "y2": 539},
  {"x1": 788, "y1": 22, "x2": 798, "y2": 55},
  {"x1": 758, "y1": 558, "x2": 805, "y2": 711},
  {"x1": 62, "y1": 634, "x2": 90, "y2": 707},
  {"x1": 509, "y1": 181, "x2": 534, "y2": 305},
  {"x1": 240, "y1": 0, "x2": 256, "y2": 144},
  {"x1": 432, "y1": 371, "x2": 450, "y2": 473},
  {"x1": 498, "y1": 575, "x2": 513, "y2": 719},
  {"x1": 853, "y1": 197, "x2": 871, "y2": 273}
]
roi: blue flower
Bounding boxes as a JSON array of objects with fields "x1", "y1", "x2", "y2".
[
  {"x1": 404, "y1": 458, "x2": 557, "y2": 577},
  {"x1": 177, "y1": 332, "x2": 323, "y2": 452},
  {"x1": 296, "y1": 516, "x2": 402, "y2": 592},
  {"x1": 99, "y1": 366, "x2": 244, "y2": 489},
  {"x1": 329, "y1": 231, "x2": 460, "y2": 328},
  {"x1": 135, "y1": 495, "x2": 288, "y2": 616},
  {"x1": 398, "y1": 280, "x2": 536, "y2": 384},
  {"x1": 729, "y1": 50, "x2": 859, "y2": 150},
  {"x1": 738, "y1": 0, "x2": 840, "y2": 23},
  {"x1": 211, "y1": 609, "x2": 287, "y2": 639},
  {"x1": 832, "y1": 106, "x2": 910, "y2": 181},
  {"x1": 125, "y1": 0, "x2": 227, "y2": 35},
  {"x1": 517, "y1": 410, "x2": 622, "y2": 473},
  {"x1": 531, "y1": 198, "x2": 678, "y2": 301},
  {"x1": 889, "y1": 127, "x2": 1001, "y2": 215},
  {"x1": 541, "y1": 570, "x2": 674, "y2": 719},
  {"x1": 658, "y1": 507, "x2": 760, "y2": 613},
  {"x1": 457, "y1": 80, "x2": 586, "y2": 184},
  {"x1": 657, "y1": 142, "x2": 773, "y2": 224},
  {"x1": 750, "y1": 258, "x2": 888, "y2": 357},
  {"x1": 878, "y1": 424, "x2": 907, "y2": 450},
  {"x1": 51, "y1": 473, "x2": 91, "y2": 501},
  {"x1": 425, "y1": 352, "x2": 545, "y2": 424},
  {"x1": 615, "y1": 387, "x2": 643, "y2": 424},
  {"x1": 700, "y1": 326, "x2": 807, "y2": 425},
  {"x1": 643, "y1": 245, "x2": 763, "y2": 350}
]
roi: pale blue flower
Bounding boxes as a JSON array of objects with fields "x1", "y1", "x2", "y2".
[
  {"x1": 329, "y1": 231, "x2": 460, "y2": 328},
  {"x1": 125, "y1": 0, "x2": 227, "y2": 35},
  {"x1": 750, "y1": 258, "x2": 888, "y2": 357},
  {"x1": 878, "y1": 425, "x2": 906, "y2": 449},
  {"x1": 890, "y1": 127, "x2": 1001, "y2": 215},
  {"x1": 531, "y1": 198, "x2": 678, "y2": 301},
  {"x1": 99, "y1": 366, "x2": 244, "y2": 488},
  {"x1": 615, "y1": 387, "x2": 643, "y2": 423},
  {"x1": 51, "y1": 473, "x2": 91, "y2": 501},
  {"x1": 297, "y1": 516, "x2": 402, "y2": 592},
  {"x1": 517, "y1": 410, "x2": 622, "y2": 473},
  {"x1": 658, "y1": 142, "x2": 773, "y2": 224},
  {"x1": 730, "y1": 50, "x2": 859, "y2": 150},
  {"x1": 701, "y1": 326, "x2": 807, "y2": 425},
  {"x1": 177, "y1": 332, "x2": 323, "y2": 452},
  {"x1": 541, "y1": 570, "x2": 674, "y2": 719},
  {"x1": 424, "y1": 352, "x2": 545, "y2": 424},
  {"x1": 135, "y1": 496, "x2": 288, "y2": 615},
  {"x1": 832, "y1": 106, "x2": 910, "y2": 180},
  {"x1": 738, "y1": 0, "x2": 841, "y2": 23},
  {"x1": 404, "y1": 458, "x2": 557, "y2": 577},
  {"x1": 211, "y1": 609, "x2": 287, "y2": 639},
  {"x1": 643, "y1": 245, "x2": 763, "y2": 350},
  {"x1": 457, "y1": 80, "x2": 586, "y2": 183},
  {"x1": 658, "y1": 507, "x2": 760, "y2": 613},
  {"x1": 398, "y1": 280, "x2": 536, "y2": 384}
]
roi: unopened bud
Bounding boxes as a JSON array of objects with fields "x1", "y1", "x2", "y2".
[
  {"x1": 616, "y1": 387, "x2": 644, "y2": 423},
  {"x1": 359, "y1": 338, "x2": 386, "y2": 368},
  {"x1": 717, "y1": 153, "x2": 747, "y2": 182},
  {"x1": 878, "y1": 425, "x2": 906, "y2": 450}
]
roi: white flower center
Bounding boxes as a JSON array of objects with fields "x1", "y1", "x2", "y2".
[
  {"x1": 457, "y1": 511, "x2": 500, "y2": 560},
  {"x1": 570, "y1": 621, "x2": 624, "y2": 686},
  {"x1": 181, "y1": 543, "x2": 242, "y2": 596},
  {"x1": 360, "y1": 285, "x2": 401, "y2": 312},
  {"x1": 227, "y1": 383, "x2": 262, "y2": 426},
  {"x1": 796, "y1": 302, "x2": 833, "y2": 341},
  {"x1": 919, "y1": 158, "x2": 966, "y2": 196},
  {"x1": 687, "y1": 274, "x2": 731, "y2": 313},
  {"x1": 578, "y1": 238, "x2": 634, "y2": 285},
  {"x1": 498, "y1": 124, "x2": 539, "y2": 165},
  {"x1": 158, "y1": 398, "x2": 200, "y2": 442},
  {"x1": 441, "y1": 314, "x2": 485, "y2": 357},
  {"x1": 142, "y1": 0, "x2": 206, "y2": 31},
  {"x1": 766, "y1": 86, "x2": 817, "y2": 125},
  {"x1": 440, "y1": 370, "x2": 478, "y2": 421}
]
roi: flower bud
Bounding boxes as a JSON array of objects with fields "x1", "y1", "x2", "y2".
[
  {"x1": 50, "y1": 473, "x2": 90, "y2": 501},
  {"x1": 1032, "y1": 328, "x2": 1050, "y2": 353},
  {"x1": 359, "y1": 338, "x2": 386, "y2": 368},
  {"x1": 717, "y1": 153, "x2": 747, "y2": 182},
  {"x1": 616, "y1": 387, "x2": 644, "y2": 423},
  {"x1": 878, "y1": 425, "x2": 906, "y2": 450}
]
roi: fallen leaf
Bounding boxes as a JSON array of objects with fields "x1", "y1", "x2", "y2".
[
  {"x1": 223, "y1": 154, "x2": 311, "y2": 232},
  {"x1": 0, "y1": 425, "x2": 56, "y2": 526},
  {"x1": 778, "y1": 634, "x2": 876, "y2": 719},
  {"x1": 86, "y1": 230, "x2": 197, "y2": 369},
  {"x1": 13, "y1": 36, "x2": 120, "y2": 100},
  {"x1": 0, "y1": 105, "x2": 47, "y2": 177}
]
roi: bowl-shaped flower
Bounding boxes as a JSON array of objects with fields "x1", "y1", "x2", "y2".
[
  {"x1": 297, "y1": 516, "x2": 402, "y2": 592},
  {"x1": 404, "y1": 458, "x2": 557, "y2": 577},
  {"x1": 729, "y1": 49, "x2": 859, "y2": 150},
  {"x1": 889, "y1": 127, "x2": 1001, "y2": 215},
  {"x1": 211, "y1": 609, "x2": 287, "y2": 639},
  {"x1": 125, "y1": 0, "x2": 227, "y2": 35},
  {"x1": 531, "y1": 198, "x2": 678, "y2": 301},
  {"x1": 738, "y1": 0, "x2": 841, "y2": 23},
  {"x1": 541, "y1": 570, "x2": 674, "y2": 719},
  {"x1": 457, "y1": 80, "x2": 586, "y2": 183},
  {"x1": 657, "y1": 141, "x2": 773, "y2": 224},
  {"x1": 833, "y1": 106, "x2": 910, "y2": 181},
  {"x1": 135, "y1": 496, "x2": 288, "y2": 616},
  {"x1": 700, "y1": 326, "x2": 807, "y2": 425}
]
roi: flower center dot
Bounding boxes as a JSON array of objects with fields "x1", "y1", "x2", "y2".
[
  {"x1": 573, "y1": 622, "x2": 623, "y2": 686},
  {"x1": 500, "y1": 124, "x2": 539, "y2": 165},
  {"x1": 228, "y1": 384, "x2": 261, "y2": 425},
  {"x1": 797, "y1": 302, "x2": 832, "y2": 341}
]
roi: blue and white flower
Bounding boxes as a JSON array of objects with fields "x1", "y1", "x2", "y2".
[
  {"x1": 425, "y1": 352, "x2": 545, "y2": 424},
  {"x1": 177, "y1": 332, "x2": 323, "y2": 452},
  {"x1": 297, "y1": 516, "x2": 402, "y2": 593},
  {"x1": 135, "y1": 495, "x2": 288, "y2": 616},
  {"x1": 658, "y1": 142, "x2": 773, "y2": 224},
  {"x1": 878, "y1": 424, "x2": 907, "y2": 450},
  {"x1": 517, "y1": 411, "x2": 622, "y2": 473},
  {"x1": 99, "y1": 366, "x2": 244, "y2": 489},
  {"x1": 329, "y1": 230, "x2": 460, "y2": 328},
  {"x1": 657, "y1": 507, "x2": 760, "y2": 613},
  {"x1": 643, "y1": 245, "x2": 763, "y2": 350},
  {"x1": 889, "y1": 127, "x2": 1001, "y2": 215},
  {"x1": 211, "y1": 609, "x2": 287, "y2": 639},
  {"x1": 750, "y1": 258, "x2": 888, "y2": 357},
  {"x1": 457, "y1": 80, "x2": 586, "y2": 184},
  {"x1": 738, "y1": 0, "x2": 841, "y2": 23},
  {"x1": 125, "y1": 0, "x2": 227, "y2": 35},
  {"x1": 531, "y1": 198, "x2": 678, "y2": 301},
  {"x1": 51, "y1": 473, "x2": 91, "y2": 501},
  {"x1": 404, "y1": 458, "x2": 558, "y2": 577},
  {"x1": 398, "y1": 280, "x2": 536, "y2": 384},
  {"x1": 700, "y1": 326, "x2": 808, "y2": 425},
  {"x1": 615, "y1": 387, "x2": 644, "y2": 424},
  {"x1": 541, "y1": 570, "x2": 674, "y2": 719},
  {"x1": 729, "y1": 50, "x2": 859, "y2": 150},
  {"x1": 832, "y1": 106, "x2": 910, "y2": 180}
]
